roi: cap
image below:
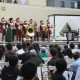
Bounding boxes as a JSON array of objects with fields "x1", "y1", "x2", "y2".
[
  {"x1": 1, "y1": 17, "x2": 5, "y2": 20},
  {"x1": 30, "y1": 19, "x2": 33, "y2": 21},
  {"x1": 16, "y1": 17, "x2": 20, "y2": 21},
  {"x1": 40, "y1": 20, "x2": 43, "y2": 23},
  {"x1": 41, "y1": 47, "x2": 46, "y2": 52},
  {"x1": 34, "y1": 21, "x2": 37, "y2": 23},
  {"x1": 24, "y1": 20, "x2": 27, "y2": 23},
  {"x1": 47, "y1": 20, "x2": 49, "y2": 22},
  {"x1": 30, "y1": 49, "x2": 36, "y2": 55},
  {"x1": 9, "y1": 18, "x2": 13, "y2": 21}
]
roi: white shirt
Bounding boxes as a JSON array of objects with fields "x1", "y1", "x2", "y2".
[
  {"x1": 16, "y1": 49, "x2": 25, "y2": 55},
  {"x1": 71, "y1": 49, "x2": 78, "y2": 54},
  {"x1": 20, "y1": 0, "x2": 26, "y2": 4}
]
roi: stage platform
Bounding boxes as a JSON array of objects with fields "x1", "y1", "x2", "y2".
[{"x1": 0, "y1": 40, "x2": 80, "y2": 49}]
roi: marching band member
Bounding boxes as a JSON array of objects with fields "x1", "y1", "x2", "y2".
[
  {"x1": 9, "y1": 18, "x2": 16, "y2": 41},
  {"x1": 46, "y1": 20, "x2": 52, "y2": 41},
  {"x1": 23, "y1": 20, "x2": 28, "y2": 37},
  {"x1": 0, "y1": 17, "x2": 7, "y2": 41},
  {"x1": 28, "y1": 19, "x2": 33, "y2": 26},
  {"x1": 40, "y1": 20, "x2": 45, "y2": 41},
  {"x1": 20, "y1": 21, "x2": 24, "y2": 39},
  {"x1": 28, "y1": 19, "x2": 33, "y2": 41},
  {"x1": 34, "y1": 21, "x2": 39, "y2": 41},
  {"x1": 15, "y1": 17, "x2": 22, "y2": 41}
]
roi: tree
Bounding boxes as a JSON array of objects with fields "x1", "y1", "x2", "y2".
[{"x1": 5, "y1": 27, "x2": 12, "y2": 42}]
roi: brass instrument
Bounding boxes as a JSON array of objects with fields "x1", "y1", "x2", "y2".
[
  {"x1": 40, "y1": 64, "x2": 51, "y2": 80},
  {"x1": 26, "y1": 25, "x2": 36, "y2": 37}
]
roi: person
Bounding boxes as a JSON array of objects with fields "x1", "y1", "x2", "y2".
[
  {"x1": 20, "y1": 0, "x2": 26, "y2": 5},
  {"x1": 4, "y1": 43, "x2": 18, "y2": 62},
  {"x1": 65, "y1": 48, "x2": 73, "y2": 58},
  {"x1": 23, "y1": 21, "x2": 28, "y2": 37},
  {"x1": 48, "y1": 45, "x2": 54, "y2": 57},
  {"x1": 52, "y1": 59, "x2": 67, "y2": 80},
  {"x1": 14, "y1": 0, "x2": 17, "y2": 4},
  {"x1": 70, "y1": 43, "x2": 77, "y2": 54},
  {"x1": 21, "y1": 61, "x2": 38, "y2": 80},
  {"x1": 28, "y1": 19, "x2": 33, "y2": 41},
  {"x1": 77, "y1": 44, "x2": 80, "y2": 53},
  {"x1": 69, "y1": 52, "x2": 80, "y2": 76},
  {"x1": 0, "y1": 45, "x2": 5, "y2": 53},
  {"x1": 1, "y1": 56, "x2": 20, "y2": 80},
  {"x1": 28, "y1": 49, "x2": 44, "y2": 67},
  {"x1": 40, "y1": 20, "x2": 45, "y2": 41},
  {"x1": 47, "y1": 48, "x2": 59, "y2": 66},
  {"x1": 16, "y1": 43, "x2": 25, "y2": 55},
  {"x1": 15, "y1": 17, "x2": 22, "y2": 41},
  {"x1": 19, "y1": 52, "x2": 31, "y2": 64},
  {"x1": 28, "y1": 19, "x2": 33, "y2": 26},
  {"x1": 24, "y1": 42, "x2": 30, "y2": 52},
  {"x1": 9, "y1": 18, "x2": 16, "y2": 41},
  {"x1": 57, "y1": 46, "x2": 64, "y2": 59},
  {"x1": 0, "y1": 17, "x2": 7, "y2": 41},
  {"x1": 28, "y1": 49, "x2": 44, "y2": 66},
  {"x1": 26, "y1": 46, "x2": 33, "y2": 52},
  {"x1": 62, "y1": 45, "x2": 68, "y2": 56},
  {"x1": 32, "y1": 43, "x2": 39, "y2": 54},
  {"x1": 39, "y1": 47, "x2": 48, "y2": 58},
  {"x1": 0, "y1": 48, "x2": 4, "y2": 60},
  {"x1": 46, "y1": 20, "x2": 52, "y2": 41},
  {"x1": 32, "y1": 43, "x2": 40, "y2": 54},
  {"x1": 34, "y1": 21, "x2": 39, "y2": 41}
]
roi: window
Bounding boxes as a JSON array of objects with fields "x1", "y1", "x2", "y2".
[
  {"x1": 61, "y1": 1, "x2": 65, "y2": 7},
  {"x1": 71, "y1": 2, "x2": 74, "y2": 8},
  {"x1": 78, "y1": 1, "x2": 80, "y2": 9},
  {"x1": 7, "y1": 0, "x2": 12, "y2": 3}
]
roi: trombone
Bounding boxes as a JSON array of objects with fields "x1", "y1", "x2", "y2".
[{"x1": 40, "y1": 64, "x2": 51, "y2": 80}]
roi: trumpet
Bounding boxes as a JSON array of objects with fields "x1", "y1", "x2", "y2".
[{"x1": 40, "y1": 64, "x2": 51, "y2": 80}]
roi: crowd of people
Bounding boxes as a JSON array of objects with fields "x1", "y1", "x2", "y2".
[
  {"x1": 0, "y1": 17, "x2": 53, "y2": 42},
  {"x1": 0, "y1": 41, "x2": 80, "y2": 80}
]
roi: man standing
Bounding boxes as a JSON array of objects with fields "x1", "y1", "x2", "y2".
[
  {"x1": 34, "y1": 21, "x2": 39, "y2": 41},
  {"x1": 23, "y1": 20, "x2": 28, "y2": 37},
  {"x1": 15, "y1": 17, "x2": 22, "y2": 41},
  {"x1": 28, "y1": 19, "x2": 33, "y2": 41},
  {"x1": 9, "y1": 18, "x2": 16, "y2": 41},
  {"x1": 28, "y1": 19, "x2": 33, "y2": 26},
  {"x1": 40, "y1": 20, "x2": 45, "y2": 41},
  {"x1": 46, "y1": 20, "x2": 52, "y2": 41},
  {"x1": 0, "y1": 17, "x2": 7, "y2": 41}
]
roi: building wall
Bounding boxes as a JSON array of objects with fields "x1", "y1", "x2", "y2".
[
  {"x1": 47, "y1": 0, "x2": 78, "y2": 9},
  {"x1": 0, "y1": 3, "x2": 80, "y2": 26},
  {"x1": 3, "y1": 0, "x2": 46, "y2": 6}
]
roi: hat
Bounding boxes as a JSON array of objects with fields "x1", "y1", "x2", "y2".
[
  {"x1": 30, "y1": 19, "x2": 33, "y2": 21},
  {"x1": 34, "y1": 21, "x2": 37, "y2": 23},
  {"x1": 30, "y1": 49, "x2": 36, "y2": 55},
  {"x1": 1, "y1": 17, "x2": 5, "y2": 20},
  {"x1": 24, "y1": 20, "x2": 27, "y2": 23},
  {"x1": 40, "y1": 20, "x2": 43, "y2": 23},
  {"x1": 16, "y1": 17, "x2": 20, "y2": 21},
  {"x1": 41, "y1": 47, "x2": 46, "y2": 52},
  {"x1": 9, "y1": 18, "x2": 13, "y2": 22}
]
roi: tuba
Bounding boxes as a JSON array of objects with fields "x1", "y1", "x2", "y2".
[
  {"x1": 26, "y1": 25, "x2": 36, "y2": 37},
  {"x1": 40, "y1": 64, "x2": 51, "y2": 80}
]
